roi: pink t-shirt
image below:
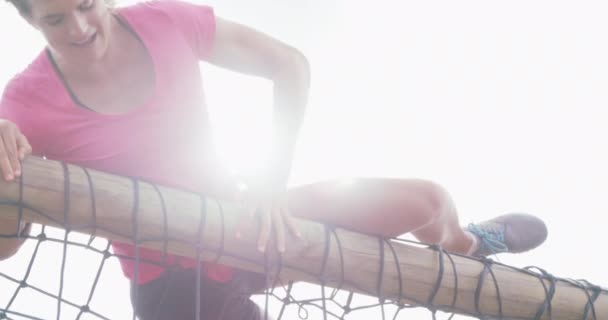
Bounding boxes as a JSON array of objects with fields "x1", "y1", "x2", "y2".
[{"x1": 0, "y1": 0, "x2": 236, "y2": 284}]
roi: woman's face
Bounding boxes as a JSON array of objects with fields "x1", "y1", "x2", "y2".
[{"x1": 26, "y1": 0, "x2": 113, "y2": 64}]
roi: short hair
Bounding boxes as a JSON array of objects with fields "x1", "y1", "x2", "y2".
[
  {"x1": 6, "y1": 0, "x2": 30, "y2": 15},
  {"x1": 6, "y1": 0, "x2": 115, "y2": 16}
]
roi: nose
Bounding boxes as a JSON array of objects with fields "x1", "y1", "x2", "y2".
[{"x1": 67, "y1": 13, "x2": 89, "y2": 38}]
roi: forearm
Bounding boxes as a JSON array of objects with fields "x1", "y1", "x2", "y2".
[
  {"x1": 206, "y1": 17, "x2": 311, "y2": 187},
  {"x1": 270, "y1": 52, "x2": 310, "y2": 187}
]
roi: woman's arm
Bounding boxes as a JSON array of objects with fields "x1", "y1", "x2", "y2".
[
  {"x1": 206, "y1": 17, "x2": 311, "y2": 186},
  {"x1": 0, "y1": 118, "x2": 33, "y2": 260},
  {"x1": 205, "y1": 18, "x2": 310, "y2": 252}
]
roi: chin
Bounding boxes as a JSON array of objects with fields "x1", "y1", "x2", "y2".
[{"x1": 65, "y1": 38, "x2": 108, "y2": 64}]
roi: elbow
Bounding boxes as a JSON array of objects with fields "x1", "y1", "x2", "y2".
[
  {"x1": 0, "y1": 239, "x2": 25, "y2": 261},
  {"x1": 274, "y1": 48, "x2": 310, "y2": 89},
  {"x1": 291, "y1": 49, "x2": 310, "y2": 85},
  {"x1": 0, "y1": 222, "x2": 29, "y2": 261}
]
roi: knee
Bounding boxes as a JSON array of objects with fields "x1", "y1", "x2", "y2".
[
  {"x1": 412, "y1": 180, "x2": 451, "y2": 227},
  {"x1": 377, "y1": 179, "x2": 452, "y2": 238}
]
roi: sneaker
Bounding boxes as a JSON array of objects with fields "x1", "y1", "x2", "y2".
[{"x1": 466, "y1": 213, "x2": 548, "y2": 257}]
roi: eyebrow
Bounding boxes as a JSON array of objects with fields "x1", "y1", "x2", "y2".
[
  {"x1": 42, "y1": 13, "x2": 64, "y2": 20},
  {"x1": 39, "y1": 0, "x2": 92, "y2": 19}
]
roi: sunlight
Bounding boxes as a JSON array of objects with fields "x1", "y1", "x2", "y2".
[
  {"x1": 202, "y1": 63, "x2": 274, "y2": 176},
  {"x1": 1, "y1": 0, "x2": 607, "y2": 319}
]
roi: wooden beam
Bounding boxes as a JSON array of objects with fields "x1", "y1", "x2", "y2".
[{"x1": 0, "y1": 157, "x2": 605, "y2": 319}]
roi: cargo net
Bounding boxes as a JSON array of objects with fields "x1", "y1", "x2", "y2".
[{"x1": 0, "y1": 161, "x2": 606, "y2": 320}]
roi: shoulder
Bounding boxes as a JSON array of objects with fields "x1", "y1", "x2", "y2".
[
  {"x1": 0, "y1": 51, "x2": 58, "y2": 154},
  {"x1": 1, "y1": 51, "x2": 58, "y2": 113},
  {"x1": 118, "y1": 1, "x2": 216, "y2": 59},
  {"x1": 118, "y1": 0, "x2": 214, "y2": 22}
]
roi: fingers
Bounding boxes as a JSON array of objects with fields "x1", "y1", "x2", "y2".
[
  {"x1": 282, "y1": 208, "x2": 302, "y2": 239},
  {"x1": 0, "y1": 141, "x2": 14, "y2": 181},
  {"x1": 273, "y1": 207, "x2": 286, "y2": 253},
  {"x1": 234, "y1": 189, "x2": 299, "y2": 254},
  {"x1": 2, "y1": 128, "x2": 21, "y2": 177},
  {"x1": 257, "y1": 206, "x2": 271, "y2": 252},
  {"x1": 259, "y1": 205, "x2": 300, "y2": 253},
  {"x1": 0, "y1": 121, "x2": 31, "y2": 182},
  {"x1": 234, "y1": 200, "x2": 257, "y2": 239},
  {"x1": 16, "y1": 132, "x2": 32, "y2": 161},
  {"x1": 235, "y1": 203, "x2": 274, "y2": 253}
]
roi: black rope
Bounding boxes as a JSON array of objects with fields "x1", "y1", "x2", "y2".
[
  {"x1": 376, "y1": 237, "x2": 386, "y2": 302},
  {"x1": 323, "y1": 228, "x2": 345, "y2": 302},
  {"x1": 194, "y1": 194, "x2": 207, "y2": 320},
  {"x1": 212, "y1": 199, "x2": 227, "y2": 264},
  {"x1": 445, "y1": 250, "x2": 459, "y2": 320},
  {"x1": 473, "y1": 258, "x2": 489, "y2": 317},
  {"x1": 149, "y1": 182, "x2": 174, "y2": 320},
  {"x1": 473, "y1": 257, "x2": 503, "y2": 319},
  {"x1": 580, "y1": 280, "x2": 601, "y2": 320},
  {"x1": 1, "y1": 161, "x2": 607, "y2": 320},
  {"x1": 151, "y1": 184, "x2": 170, "y2": 267},
  {"x1": 15, "y1": 164, "x2": 24, "y2": 241},
  {"x1": 384, "y1": 239, "x2": 404, "y2": 305},
  {"x1": 57, "y1": 161, "x2": 71, "y2": 320},
  {"x1": 130, "y1": 178, "x2": 140, "y2": 320},
  {"x1": 427, "y1": 244, "x2": 445, "y2": 307},
  {"x1": 82, "y1": 167, "x2": 97, "y2": 247},
  {"x1": 524, "y1": 266, "x2": 556, "y2": 320},
  {"x1": 320, "y1": 225, "x2": 332, "y2": 320}
]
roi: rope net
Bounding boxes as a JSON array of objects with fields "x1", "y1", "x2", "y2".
[{"x1": 0, "y1": 158, "x2": 605, "y2": 320}]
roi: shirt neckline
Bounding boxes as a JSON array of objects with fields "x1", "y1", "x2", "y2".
[{"x1": 45, "y1": 9, "x2": 159, "y2": 119}]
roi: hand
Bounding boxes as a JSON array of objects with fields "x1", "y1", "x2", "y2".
[
  {"x1": 0, "y1": 119, "x2": 32, "y2": 182},
  {"x1": 235, "y1": 183, "x2": 301, "y2": 253}
]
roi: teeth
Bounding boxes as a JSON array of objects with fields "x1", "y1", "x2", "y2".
[{"x1": 73, "y1": 33, "x2": 95, "y2": 45}]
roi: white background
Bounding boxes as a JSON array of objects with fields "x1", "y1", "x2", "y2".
[{"x1": 1, "y1": 0, "x2": 607, "y2": 319}]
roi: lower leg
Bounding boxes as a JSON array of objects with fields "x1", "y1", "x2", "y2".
[
  {"x1": 410, "y1": 188, "x2": 476, "y2": 255},
  {"x1": 410, "y1": 188, "x2": 549, "y2": 256},
  {"x1": 287, "y1": 178, "x2": 545, "y2": 258}
]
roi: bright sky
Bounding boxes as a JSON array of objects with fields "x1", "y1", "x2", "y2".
[{"x1": 1, "y1": 0, "x2": 607, "y2": 319}]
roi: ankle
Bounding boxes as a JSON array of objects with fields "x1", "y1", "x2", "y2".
[{"x1": 464, "y1": 231, "x2": 480, "y2": 256}]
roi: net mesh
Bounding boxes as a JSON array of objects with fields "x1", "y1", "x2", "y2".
[{"x1": 0, "y1": 160, "x2": 605, "y2": 320}]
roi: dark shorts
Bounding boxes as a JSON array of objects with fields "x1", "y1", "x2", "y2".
[{"x1": 130, "y1": 268, "x2": 266, "y2": 320}]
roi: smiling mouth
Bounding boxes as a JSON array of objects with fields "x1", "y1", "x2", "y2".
[{"x1": 71, "y1": 32, "x2": 97, "y2": 47}]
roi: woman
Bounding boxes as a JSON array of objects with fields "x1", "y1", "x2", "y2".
[{"x1": 0, "y1": 0, "x2": 547, "y2": 319}]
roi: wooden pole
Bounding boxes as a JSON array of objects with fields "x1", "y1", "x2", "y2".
[{"x1": 0, "y1": 157, "x2": 605, "y2": 320}]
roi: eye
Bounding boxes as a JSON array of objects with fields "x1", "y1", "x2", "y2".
[
  {"x1": 45, "y1": 16, "x2": 64, "y2": 26},
  {"x1": 79, "y1": 0, "x2": 95, "y2": 10}
]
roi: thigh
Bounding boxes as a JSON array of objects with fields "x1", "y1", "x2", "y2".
[
  {"x1": 287, "y1": 178, "x2": 444, "y2": 238},
  {"x1": 131, "y1": 268, "x2": 262, "y2": 320}
]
